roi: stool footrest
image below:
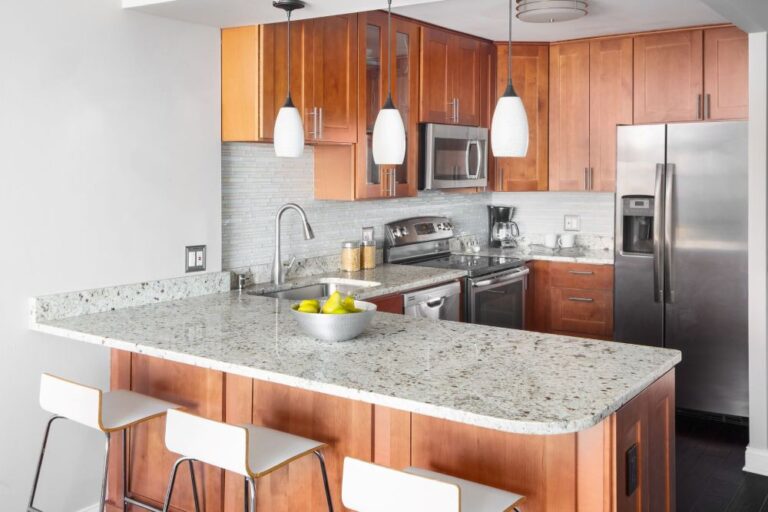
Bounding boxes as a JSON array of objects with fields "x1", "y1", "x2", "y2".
[{"x1": 28, "y1": 507, "x2": 44, "y2": 512}]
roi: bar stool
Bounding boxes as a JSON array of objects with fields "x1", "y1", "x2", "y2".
[
  {"x1": 341, "y1": 457, "x2": 526, "y2": 512},
  {"x1": 162, "y1": 408, "x2": 335, "y2": 512},
  {"x1": 29, "y1": 373, "x2": 180, "y2": 512}
]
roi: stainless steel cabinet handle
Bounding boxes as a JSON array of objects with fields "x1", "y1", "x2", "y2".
[
  {"x1": 318, "y1": 107, "x2": 323, "y2": 139},
  {"x1": 653, "y1": 163, "x2": 665, "y2": 303},
  {"x1": 456, "y1": 98, "x2": 460, "y2": 123},
  {"x1": 391, "y1": 169, "x2": 397, "y2": 197},
  {"x1": 306, "y1": 108, "x2": 318, "y2": 138},
  {"x1": 589, "y1": 168, "x2": 594, "y2": 190},
  {"x1": 697, "y1": 94, "x2": 703, "y2": 120},
  {"x1": 584, "y1": 168, "x2": 589, "y2": 191},
  {"x1": 447, "y1": 100, "x2": 455, "y2": 123},
  {"x1": 568, "y1": 297, "x2": 594, "y2": 303},
  {"x1": 568, "y1": 270, "x2": 594, "y2": 276},
  {"x1": 664, "y1": 163, "x2": 675, "y2": 303}
]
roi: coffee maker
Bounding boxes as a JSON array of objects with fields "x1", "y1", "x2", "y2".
[{"x1": 488, "y1": 205, "x2": 520, "y2": 248}]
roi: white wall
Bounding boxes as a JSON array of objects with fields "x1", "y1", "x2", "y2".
[{"x1": 0, "y1": 0, "x2": 220, "y2": 509}]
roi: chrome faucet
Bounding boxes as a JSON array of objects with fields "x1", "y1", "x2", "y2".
[{"x1": 272, "y1": 203, "x2": 315, "y2": 285}]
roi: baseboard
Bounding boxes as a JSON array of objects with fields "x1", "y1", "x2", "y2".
[
  {"x1": 744, "y1": 446, "x2": 768, "y2": 475},
  {"x1": 75, "y1": 503, "x2": 99, "y2": 512}
]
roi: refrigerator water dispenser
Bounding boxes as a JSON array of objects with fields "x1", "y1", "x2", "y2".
[{"x1": 621, "y1": 196, "x2": 654, "y2": 255}]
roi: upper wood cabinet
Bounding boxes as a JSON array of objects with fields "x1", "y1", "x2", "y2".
[
  {"x1": 549, "y1": 37, "x2": 632, "y2": 192},
  {"x1": 492, "y1": 44, "x2": 549, "y2": 192},
  {"x1": 221, "y1": 14, "x2": 357, "y2": 144},
  {"x1": 634, "y1": 30, "x2": 703, "y2": 124},
  {"x1": 704, "y1": 26, "x2": 749, "y2": 120},
  {"x1": 419, "y1": 27, "x2": 483, "y2": 126},
  {"x1": 549, "y1": 41, "x2": 591, "y2": 191}
]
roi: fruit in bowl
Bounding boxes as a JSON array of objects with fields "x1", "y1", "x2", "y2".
[{"x1": 290, "y1": 292, "x2": 377, "y2": 342}]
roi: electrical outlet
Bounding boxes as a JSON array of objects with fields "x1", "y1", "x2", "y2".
[
  {"x1": 564, "y1": 215, "x2": 581, "y2": 231},
  {"x1": 185, "y1": 245, "x2": 206, "y2": 272}
]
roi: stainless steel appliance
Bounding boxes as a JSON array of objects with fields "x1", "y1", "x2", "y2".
[
  {"x1": 420, "y1": 124, "x2": 488, "y2": 190},
  {"x1": 615, "y1": 121, "x2": 748, "y2": 418},
  {"x1": 488, "y1": 205, "x2": 520, "y2": 248},
  {"x1": 385, "y1": 216, "x2": 528, "y2": 329},
  {"x1": 403, "y1": 282, "x2": 462, "y2": 321}
]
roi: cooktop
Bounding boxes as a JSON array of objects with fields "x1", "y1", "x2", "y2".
[{"x1": 409, "y1": 254, "x2": 524, "y2": 278}]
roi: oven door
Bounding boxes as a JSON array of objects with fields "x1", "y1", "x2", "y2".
[
  {"x1": 468, "y1": 267, "x2": 530, "y2": 329},
  {"x1": 421, "y1": 124, "x2": 488, "y2": 190}
]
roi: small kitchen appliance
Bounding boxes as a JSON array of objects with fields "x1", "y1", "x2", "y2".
[
  {"x1": 488, "y1": 205, "x2": 520, "y2": 248},
  {"x1": 420, "y1": 124, "x2": 488, "y2": 190},
  {"x1": 385, "y1": 216, "x2": 528, "y2": 329}
]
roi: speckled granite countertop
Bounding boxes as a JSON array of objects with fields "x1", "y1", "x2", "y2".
[
  {"x1": 30, "y1": 285, "x2": 679, "y2": 435},
  {"x1": 462, "y1": 247, "x2": 614, "y2": 265}
]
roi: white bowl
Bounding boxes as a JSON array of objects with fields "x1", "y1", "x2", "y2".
[{"x1": 290, "y1": 300, "x2": 377, "y2": 342}]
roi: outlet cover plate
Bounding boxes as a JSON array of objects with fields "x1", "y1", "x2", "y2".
[
  {"x1": 564, "y1": 215, "x2": 581, "y2": 231},
  {"x1": 186, "y1": 245, "x2": 206, "y2": 272}
]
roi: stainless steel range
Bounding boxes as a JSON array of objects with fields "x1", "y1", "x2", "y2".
[{"x1": 385, "y1": 216, "x2": 529, "y2": 329}]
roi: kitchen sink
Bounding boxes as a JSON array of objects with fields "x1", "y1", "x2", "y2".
[{"x1": 250, "y1": 279, "x2": 380, "y2": 300}]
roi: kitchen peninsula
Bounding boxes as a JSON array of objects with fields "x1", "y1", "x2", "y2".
[{"x1": 30, "y1": 269, "x2": 679, "y2": 512}]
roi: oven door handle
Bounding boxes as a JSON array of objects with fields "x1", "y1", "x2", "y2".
[{"x1": 471, "y1": 267, "x2": 530, "y2": 288}]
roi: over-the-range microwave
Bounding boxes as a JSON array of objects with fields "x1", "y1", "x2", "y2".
[{"x1": 419, "y1": 123, "x2": 488, "y2": 191}]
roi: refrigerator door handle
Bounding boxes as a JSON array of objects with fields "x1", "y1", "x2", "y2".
[
  {"x1": 653, "y1": 163, "x2": 665, "y2": 303},
  {"x1": 664, "y1": 163, "x2": 675, "y2": 303}
]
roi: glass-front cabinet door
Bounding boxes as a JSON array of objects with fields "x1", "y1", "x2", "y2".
[{"x1": 356, "y1": 12, "x2": 419, "y2": 199}]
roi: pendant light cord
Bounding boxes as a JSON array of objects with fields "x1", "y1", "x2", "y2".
[
  {"x1": 387, "y1": 0, "x2": 393, "y2": 98},
  {"x1": 286, "y1": 10, "x2": 292, "y2": 98},
  {"x1": 507, "y1": 0, "x2": 512, "y2": 86}
]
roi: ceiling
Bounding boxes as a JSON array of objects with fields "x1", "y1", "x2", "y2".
[{"x1": 124, "y1": 0, "x2": 729, "y2": 41}]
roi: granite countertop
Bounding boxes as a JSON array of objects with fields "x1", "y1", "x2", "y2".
[
  {"x1": 461, "y1": 247, "x2": 614, "y2": 265},
  {"x1": 30, "y1": 287, "x2": 680, "y2": 436},
  {"x1": 248, "y1": 264, "x2": 468, "y2": 299}
]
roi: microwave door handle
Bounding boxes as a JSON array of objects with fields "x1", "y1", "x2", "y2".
[
  {"x1": 653, "y1": 163, "x2": 665, "y2": 303},
  {"x1": 465, "y1": 140, "x2": 481, "y2": 179},
  {"x1": 465, "y1": 140, "x2": 472, "y2": 178},
  {"x1": 475, "y1": 140, "x2": 483, "y2": 178}
]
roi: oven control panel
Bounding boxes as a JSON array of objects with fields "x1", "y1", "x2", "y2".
[{"x1": 385, "y1": 216, "x2": 455, "y2": 247}]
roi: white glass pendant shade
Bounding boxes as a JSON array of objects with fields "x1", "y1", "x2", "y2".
[
  {"x1": 491, "y1": 86, "x2": 529, "y2": 158},
  {"x1": 372, "y1": 96, "x2": 406, "y2": 165},
  {"x1": 274, "y1": 99, "x2": 304, "y2": 158}
]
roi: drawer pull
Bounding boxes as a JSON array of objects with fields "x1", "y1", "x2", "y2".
[
  {"x1": 568, "y1": 297, "x2": 594, "y2": 303},
  {"x1": 568, "y1": 271, "x2": 594, "y2": 276}
]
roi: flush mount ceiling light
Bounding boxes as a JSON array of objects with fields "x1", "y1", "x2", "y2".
[
  {"x1": 272, "y1": 0, "x2": 305, "y2": 158},
  {"x1": 491, "y1": 0, "x2": 529, "y2": 158},
  {"x1": 516, "y1": 0, "x2": 588, "y2": 23},
  {"x1": 372, "y1": 0, "x2": 407, "y2": 166}
]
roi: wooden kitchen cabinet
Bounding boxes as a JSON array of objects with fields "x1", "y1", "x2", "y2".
[
  {"x1": 634, "y1": 30, "x2": 704, "y2": 124},
  {"x1": 419, "y1": 27, "x2": 483, "y2": 126},
  {"x1": 492, "y1": 44, "x2": 549, "y2": 192},
  {"x1": 704, "y1": 26, "x2": 749, "y2": 120},
  {"x1": 549, "y1": 41, "x2": 591, "y2": 191},
  {"x1": 367, "y1": 292, "x2": 405, "y2": 314},
  {"x1": 222, "y1": 14, "x2": 357, "y2": 144},
  {"x1": 528, "y1": 261, "x2": 614, "y2": 339}
]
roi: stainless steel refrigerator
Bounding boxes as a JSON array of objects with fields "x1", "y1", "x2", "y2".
[{"x1": 614, "y1": 121, "x2": 748, "y2": 418}]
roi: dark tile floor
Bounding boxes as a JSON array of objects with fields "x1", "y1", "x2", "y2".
[{"x1": 677, "y1": 414, "x2": 768, "y2": 512}]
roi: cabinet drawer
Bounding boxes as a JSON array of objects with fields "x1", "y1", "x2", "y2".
[
  {"x1": 550, "y1": 263, "x2": 613, "y2": 290},
  {"x1": 550, "y1": 287, "x2": 613, "y2": 337}
]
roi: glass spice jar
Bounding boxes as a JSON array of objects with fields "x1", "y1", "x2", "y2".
[
  {"x1": 361, "y1": 240, "x2": 376, "y2": 270},
  {"x1": 340, "y1": 241, "x2": 361, "y2": 272}
]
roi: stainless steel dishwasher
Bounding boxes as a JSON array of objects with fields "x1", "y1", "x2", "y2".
[{"x1": 403, "y1": 281, "x2": 462, "y2": 321}]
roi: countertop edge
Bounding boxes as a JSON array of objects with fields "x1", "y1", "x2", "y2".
[{"x1": 30, "y1": 319, "x2": 681, "y2": 436}]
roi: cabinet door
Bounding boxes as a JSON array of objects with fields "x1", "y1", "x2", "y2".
[
  {"x1": 549, "y1": 42, "x2": 591, "y2": 191},
  {"x1": 493, "y1": 44, "x2": 549, "y2": 191},
  {"x1": 634, "y1": 30, "x2": 703, "y2": 124},
  {"x1": 589, "y1": 37, "x2": 633, "y2": 193},
  {"x1": 550, "y1": 287, "x2": 613, "y2": 337},
  {"x1": 355, "y1": 13, "x2": 419, "y2": 199},
  {"x1": 367, "y1": 293, "x2": 404, "y2": 314},
  {"x1": 222, "y1": 26, "x2": 261, "y2": 142},
  {"x1": 309, "y1": 14, "x2": 357, "y2": 143},
  {"x1": 420, "y1": 27, "x2": 453, "y2": 123},
  {"x1": 704, "y1": 26, "x2": 748, "y2": 120},
  {"x1": 260, "y1": 20, "x2": 311, "y2": 141},
  {"x1": 452, "y1": 35, "x2": 482, "y2": 126}
]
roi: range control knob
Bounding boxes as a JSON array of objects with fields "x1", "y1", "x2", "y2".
[{"x1": 401, "y1": 227, "x2": 409, "y2": 236}]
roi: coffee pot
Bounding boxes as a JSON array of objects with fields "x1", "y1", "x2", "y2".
[{"x1": 488, "y1": 205, "x2": 520, "y2": 248}]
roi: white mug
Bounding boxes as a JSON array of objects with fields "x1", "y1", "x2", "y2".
[
  {"x1": 559, "y1": 233, "x2": 576, "y2": 249},
  {"x1": 544, "y1": 233, "x2": 559, "y2": 249}
]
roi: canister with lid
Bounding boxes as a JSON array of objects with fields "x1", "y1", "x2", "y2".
[{"x1": 340, "y1": 241, "x2": 361, "y2": 272}]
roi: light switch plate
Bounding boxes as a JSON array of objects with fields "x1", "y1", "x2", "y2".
[
  {"x1": 564, "y1": 215, "x2": 581, "y2": 231},
  {"x1": 185, "y1": 245, "x2": 206, "y2": 272}
]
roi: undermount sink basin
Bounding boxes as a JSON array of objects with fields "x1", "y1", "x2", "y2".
[{"x1": 251, "y1": 279, "x2": 381, "y2": 301}]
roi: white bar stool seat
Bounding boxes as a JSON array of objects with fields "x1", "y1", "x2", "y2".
[
  {"x1": 162, "y1": 408, "x2": 335, "y2": 512},
  {"x1": 29, "y1": 373, "x2": 181, "y2": 512},
  {"x1": 342, "y1": 457, "x2": 526, "y2": 512}
]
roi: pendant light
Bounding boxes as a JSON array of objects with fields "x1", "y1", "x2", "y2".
[
  {"x1": 372, "y1": 0, "x2": 406, "y2": 166},
  {"x1": 491, "y1": 0, "x2": 529, "y2": 158},
  {"x1": 273, "y1": 0, "x2": 305, "y2": 158}
]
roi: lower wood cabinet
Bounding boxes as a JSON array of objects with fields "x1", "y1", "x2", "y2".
[
  {"x1": 366, "y1": 292, "x2": 405, "y2": 314},
  {"x1": 529, "y1": 260, "x2": 614, "y2": 339}
]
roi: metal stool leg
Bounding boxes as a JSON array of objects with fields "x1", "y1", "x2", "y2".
[
  {"x1": 162, "y1": 457, "x2": 196, "y2": 512},
  {"x1": 99, "y1": 433, "x2": 111, "y2": 512},
  {"x1": 314, "y1": 450, "x2": 334, "y2": 512},
  {"x1": 245, "y1": 477, "x2": 257, "y2": 512},
  {"x1": 188, "y1": 459, "x2": 201, "y2": 512},
  {"x1": 27, "y1": 415, "x2": 64, "y2": 512}
]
